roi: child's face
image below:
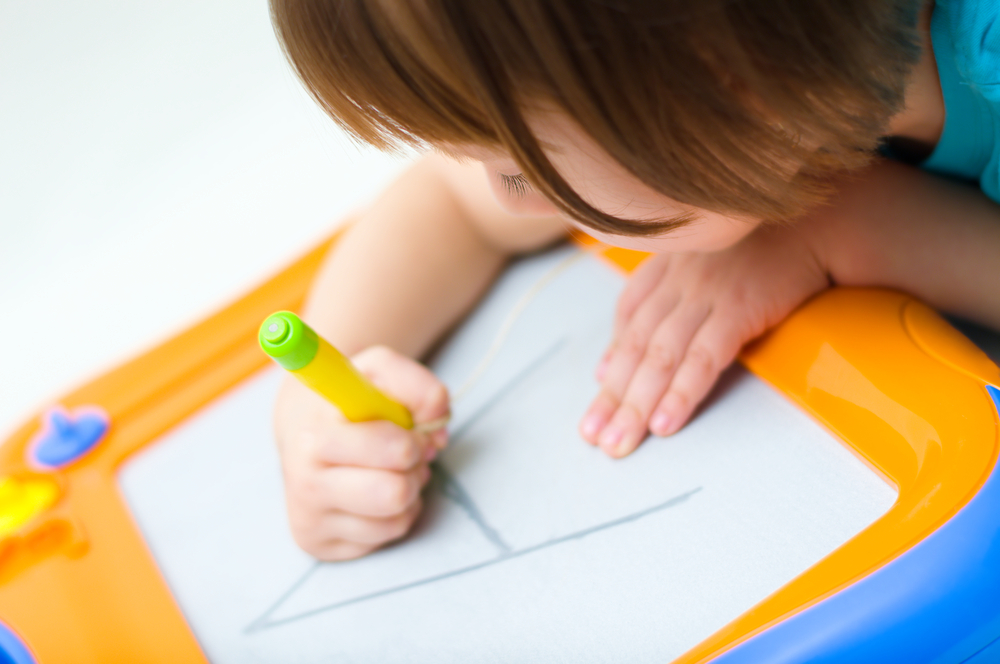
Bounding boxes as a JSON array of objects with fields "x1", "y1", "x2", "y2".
[{"x1": 453, "y1": 111, "x2": 764, "y2": 254}]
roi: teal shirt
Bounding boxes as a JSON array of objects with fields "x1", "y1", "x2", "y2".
[{"x1": 922, "y1": 0, "x2": 1000, "y2": 203}]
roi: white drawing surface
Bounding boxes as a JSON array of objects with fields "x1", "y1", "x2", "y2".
[{"x1": 119, "y1": 246, "x2": 897, "y2": 663}]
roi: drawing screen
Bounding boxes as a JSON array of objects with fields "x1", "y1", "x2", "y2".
[{"x1": 119, "y1": 246, "x2": 897, "y2": 663}]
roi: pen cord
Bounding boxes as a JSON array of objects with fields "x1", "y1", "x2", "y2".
[{"x1": 450, "y1": 248, "x2": 589, "y2": 403}]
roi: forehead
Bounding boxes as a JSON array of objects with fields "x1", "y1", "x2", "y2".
[
  {"x1": 438, "y1": 107, "x2": 581, "y2": 164},
  {"x1": 436, "y1": 143, "x2": 510, "y2": 163}
]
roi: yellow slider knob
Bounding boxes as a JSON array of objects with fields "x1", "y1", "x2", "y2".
[{"x1": 258, "y1": 311, "x2": 414, "y2": 429}]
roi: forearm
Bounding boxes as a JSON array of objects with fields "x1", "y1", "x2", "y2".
[
  {"x1": 303, "y1": 154, "x2": 565, "y2": 359},
  {"x1": 810, "y1": 159, "x2": 1000, "y2": 330}
]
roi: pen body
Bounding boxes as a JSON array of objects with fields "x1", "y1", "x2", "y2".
[
  {"x1": 259, "y1": 311, "x2": 414, "y2": 429},
  {"x1": 292, "y1": 337, "x2": 413, "y2": 429}
]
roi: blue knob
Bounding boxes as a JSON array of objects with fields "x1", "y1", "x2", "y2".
[{"x1": 31, "y1": 407, "x2": 109, "y2": 468}]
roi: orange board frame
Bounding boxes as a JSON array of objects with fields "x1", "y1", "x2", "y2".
[{"x1": 1, "y1": 232, "x2": 998, "y2": 662}]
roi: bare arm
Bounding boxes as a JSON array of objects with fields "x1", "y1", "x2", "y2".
[
  {"x1": 277, "y1": 152, "x2": 565, "y2": 560},
  {"x1": 813, "y1": 158, "x2": 1000, "y2": 330},
  {"x1": 303, "y1": 152, "x2": 567, "y2": 358}
]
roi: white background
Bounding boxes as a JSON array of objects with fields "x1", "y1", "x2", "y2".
[{"x1": 0, "y1": 1, "x2": 412, "y2": 438}]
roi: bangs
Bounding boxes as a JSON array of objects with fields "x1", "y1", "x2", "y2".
[{"x1": 271, "y1": 0, "x2": 921, "y2": 235}]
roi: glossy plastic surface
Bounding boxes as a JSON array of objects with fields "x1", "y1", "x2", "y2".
[
  {"x1": 0, "y1": 234, "x2": 340, "y2": 663},
  {"x1": 712, "y1": 385, "x2": 1000, "y2": 663},
  {"x1": 0, "y1": 476, "x2": 59, "y2": 541},
  {"x1": 258, "y1": 311, "x2": 318, "y2": 371},
  {"x1": 260, "y1": 310, "x2": 413, "y2": 428},
  {"x1": 674, "y1": 289, "x2": 1000, "y2": 663},
  {"x1": 0, "y1": 620, "x2": 34, "y2": 664}
]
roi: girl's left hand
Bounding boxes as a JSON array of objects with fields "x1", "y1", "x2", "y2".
[{"x1": 579, "y1": 223, "x2": 830, "y2": 457}]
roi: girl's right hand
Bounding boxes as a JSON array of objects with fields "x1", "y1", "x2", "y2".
[{"x1": 273, "y1": 345, "x2": 450, "y2": 561}]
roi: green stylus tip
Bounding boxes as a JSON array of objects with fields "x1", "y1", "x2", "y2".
[
  {"x1": 262, "y1": 317, "x2": 290, "y2": 344},
  {"x1": 258, "y1": 311, "x2": 319, "y2": 371}
]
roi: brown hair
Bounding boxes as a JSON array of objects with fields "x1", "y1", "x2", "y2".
[{"x1": 270, "y1": 0, "x2": 921, "y2": 235}]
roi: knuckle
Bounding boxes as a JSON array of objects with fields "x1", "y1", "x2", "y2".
[
  {"x1": 727, "y1": 283, "x2": 750, "y2": 308},
  {"x1": 384, "y1": 432, "x2": 420, "y2": 469},
  {"x1": 685, "y1": 345, "x2": 717, "y2": 378},
  {"x1": 287, "y1": 511, "x2": 324, "y2": 553},
  {"x1": 354, "y1": 345, "x2": 395, "y2": 372},
  {"x1": 373, "y1": 474, "x2": 414, "y2": 515},
  {"x1": 283, "y1": 468, "x2": 320, "y2": 511},
  {"x1": 428, "y1": 382, "x2": 450, "y2": 412},
  {"x1": 616, "y1": 291, "x2": 641, "y2": 320},
  {"x1": 644, "y1": 342, "x2": 680, "y2": 375},
  {"x1": 619, "y1": 331, "x2": 648, "y2": 360},
  {"x1": 385, "y1": 512, "x2": 416, "y2": 541},
  {"x1": 416, "y1": 382, "x2": 450, "y2": 419},
  {"x1": 667, "y1": 388, "x2": 692, "y2": 414},
  {"x1": 294, "y1": 472, "x2": 327, "y2": 508}
]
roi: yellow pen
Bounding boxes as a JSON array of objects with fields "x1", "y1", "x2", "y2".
[{"x1": 258, "y1": 311, "x2": 415, "y2": 429}]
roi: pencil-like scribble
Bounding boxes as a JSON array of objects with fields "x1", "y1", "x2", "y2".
[
  {"x1": 247, "y1": 487, "x2": 701, "y2": 632},
  {"x1": 437, "y1": 465, "x2": 511, "y2": 555},
  {"x1": 449, "y1": 336, "x2": 569, "y2": 442},
  {"x1": 434, "y1": 337, "x2": 569, "y2": 555},
  {"x1": 246, "y1": 333, "x2": 702, "y2": 634}
]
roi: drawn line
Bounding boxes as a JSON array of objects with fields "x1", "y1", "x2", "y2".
[
  {"x1": 449, "y1": 335, "x2": 569, "y2": 441},
  {"x1": 433, "y1": 337, "x2": 569, "y2": 554},
  {"x1": 249, "y1": 335, "x2": 567, "y2": 632},
  {"x1": 247, "y1": 486, "x2": 702, "y2": 632},
  {"x1": 451, "y1": 249, "x2": 585, "y2": 401},
  {"x1": 437, "y1": 465, "x2": 512, "y2": 554},
  {"x1": 245, "y1": 561, "x2": 321, "y2": 633}
]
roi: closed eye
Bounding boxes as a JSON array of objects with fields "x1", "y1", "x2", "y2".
[{"x1": 497, "y1": 172, "x2": 532, "y2": 198}]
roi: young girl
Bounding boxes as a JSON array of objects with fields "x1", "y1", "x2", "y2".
[{"x1": 268, "y1": 0, "x2": 1000, "y2": 561}]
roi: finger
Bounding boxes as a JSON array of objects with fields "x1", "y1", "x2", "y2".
[
  {"x1": 291, "y1": 464, "x2": 430, "y2": 518},
  {"x1": 597, "y1": 304, "x2": 710, "y2": 457},
  {"x1": 304, "y1": 539, "x2": 378, "y2": 562},
  {"x1": 306, "y1": 422, "x2": 428, "y2": 471},
  {"x1": 651, "y1": 317, "x2": 743, "y2": 436},
  {"x1": 597, "y1": 257, "x2": 672, "y2": 381},
  {"x1": 287, "y1": 498, "x2": 422, "y2": 554},
  {"x1": 353, "y1": 346, "x2": 451, "y2": 427},
  {"x1": 320, "y1": 500, "x2": 423, "y2": 546},
  {"x1": 581, "y1": 279, "x2": 680, "y2": 441},
  {"x1": 612, "y1": 254, "x2": 672, "y2": 341},
  {"x1": 600, "y1": 280, "x2": 682, "y2": 401},
  {"x1": 596, "y1": 256, "x2": 672, "y2": 381},
  {"x1": 579, "y1": 389, "x2": 619, "y2": 445}
]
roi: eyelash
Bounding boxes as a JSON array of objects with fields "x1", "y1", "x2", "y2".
[{"x1": 497, "y1": 173, "x2": 531, "y2": 198}]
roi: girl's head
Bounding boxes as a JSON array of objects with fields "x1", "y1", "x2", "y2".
[{"x1": 271, "y1": 0, "x2": 921, "y2": 251}]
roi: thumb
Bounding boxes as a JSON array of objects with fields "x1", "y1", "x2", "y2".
[{"x1": 351, "y1": 345, "x2": 451, "y2": 430}]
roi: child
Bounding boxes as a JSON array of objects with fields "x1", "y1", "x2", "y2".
[{"x1": 268, "y1": 0, "x2": 1000, "y2": 560}]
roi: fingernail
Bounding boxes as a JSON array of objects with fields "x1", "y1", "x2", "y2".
[
  {"x1": 650, "y1": 412, "x2": 671, "y2": 436},
  {"x1": 598, "y1": 424, "x2": 623, "y2": 451},
  {"x1": 581, "y1": 412, "x2": 604, "y2": 439},
  {"x1": 424, "y1": 445, "x2": 438, "y2": 462},
  {"x1": 431, "y1": 429, "x2": 448, "y2": 450}
]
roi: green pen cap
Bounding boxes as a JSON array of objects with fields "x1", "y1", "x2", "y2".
[{"x1": 259, "y1": 311, "x2": 319, "y2": 371}]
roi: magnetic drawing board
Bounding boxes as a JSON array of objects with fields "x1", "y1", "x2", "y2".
[{"x1": 119, "y1": 246, "x2": 896, "y2": 663}]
